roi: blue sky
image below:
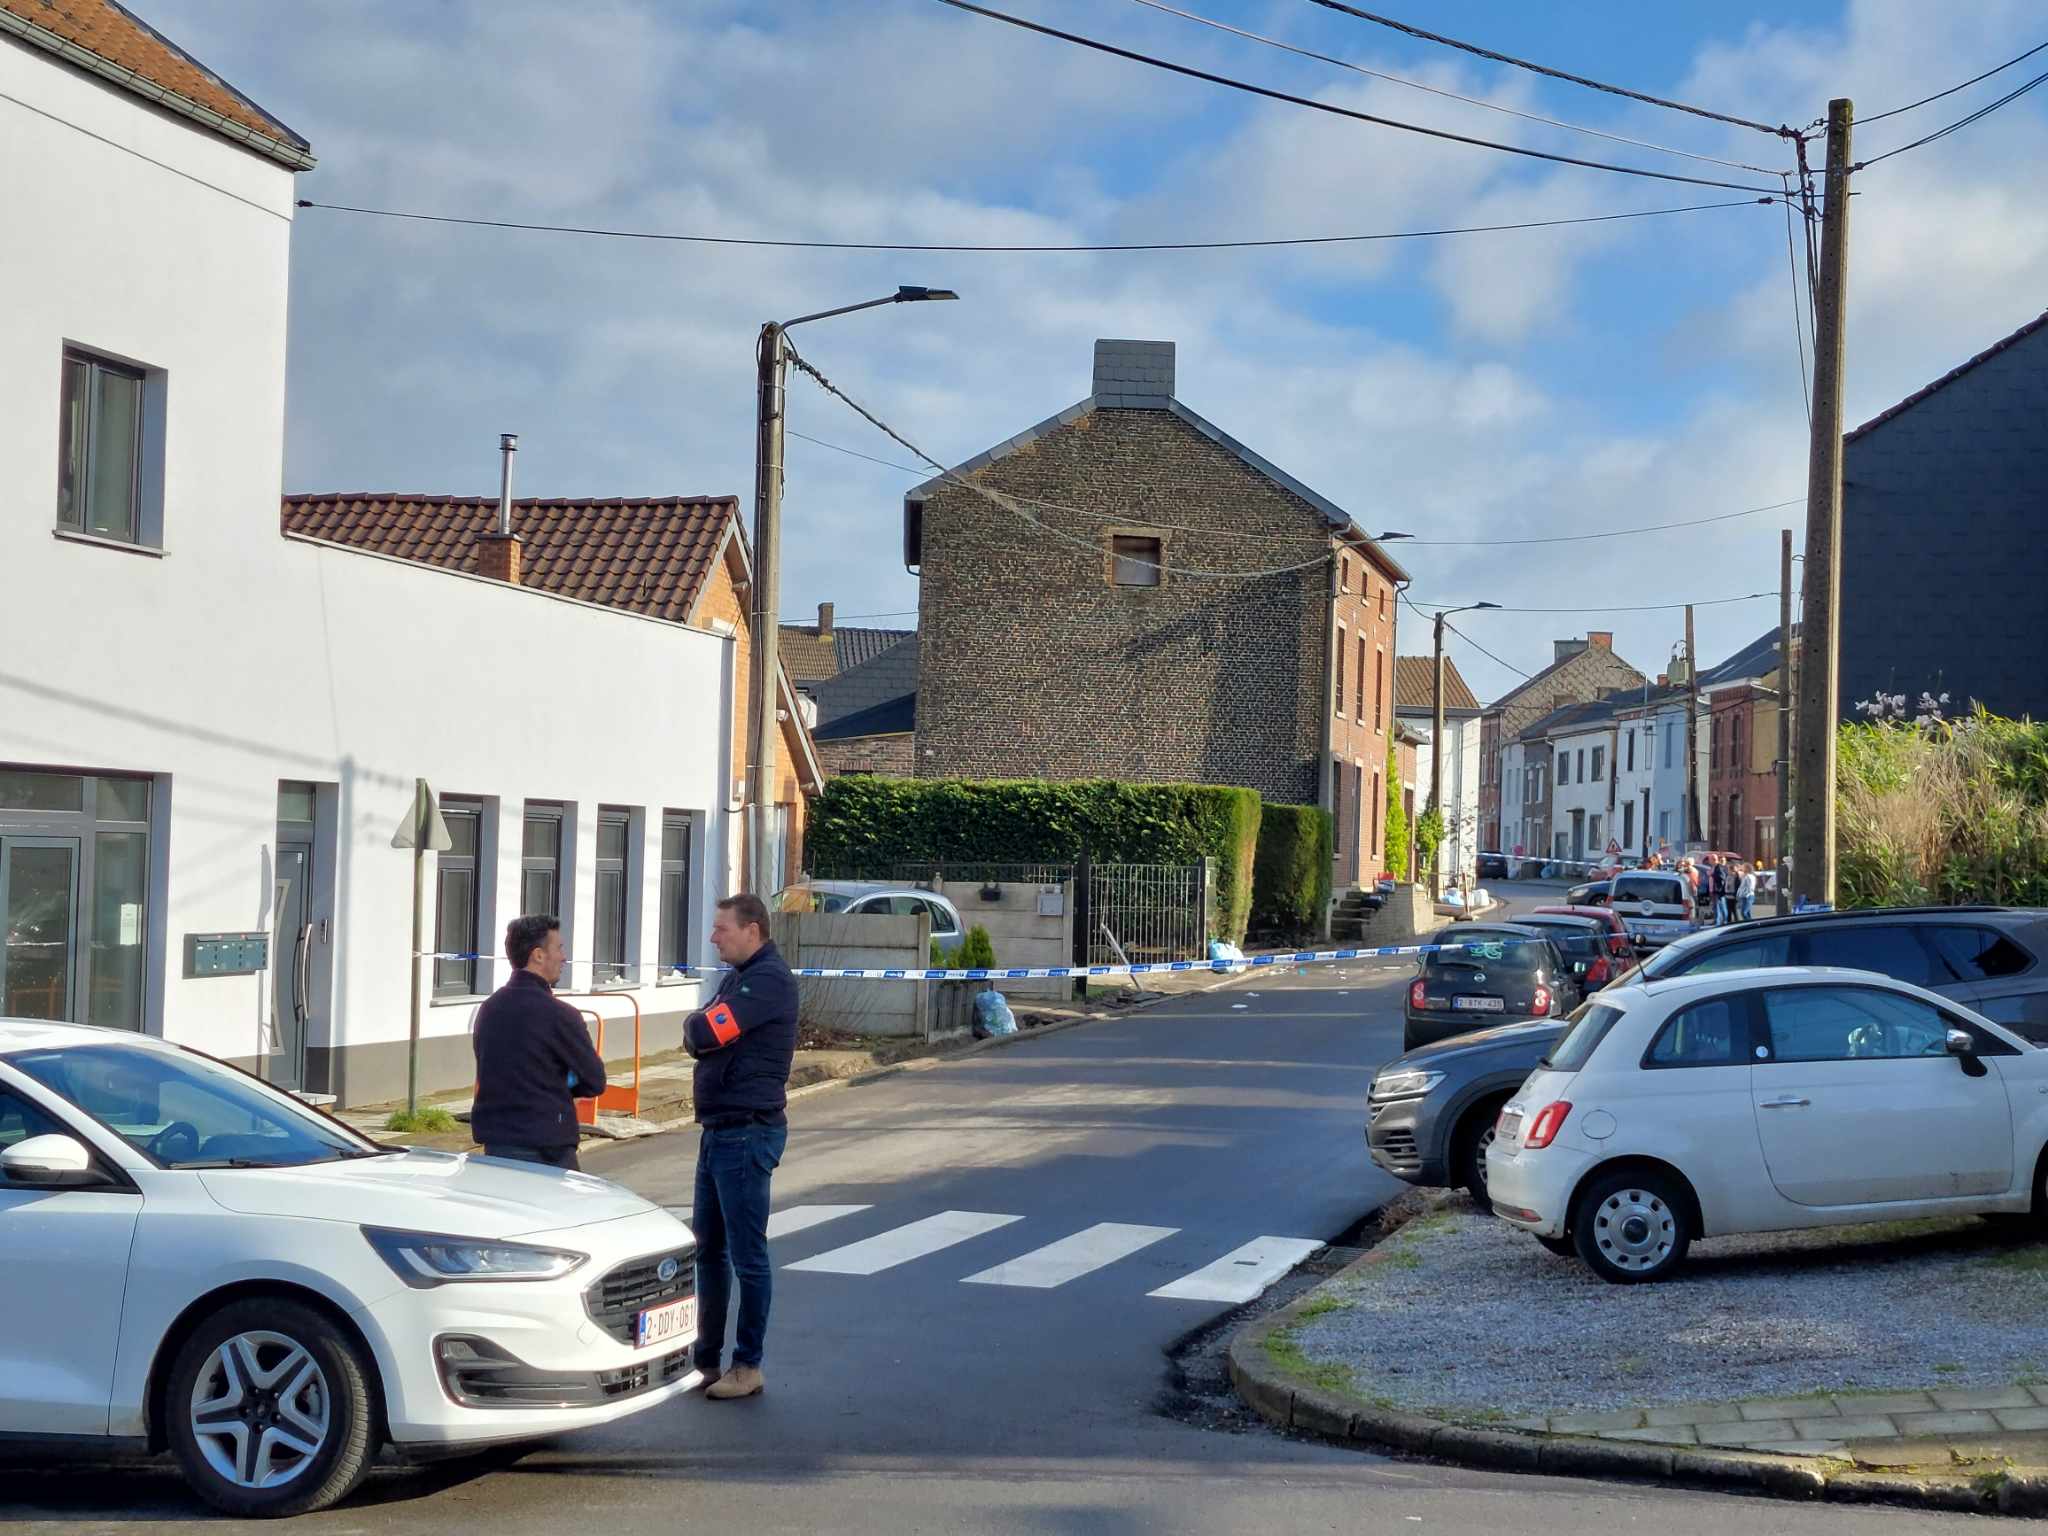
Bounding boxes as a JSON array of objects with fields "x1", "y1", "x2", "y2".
[{"x1": 143, "y1": 0, "x2": 2048, "y2": 696}]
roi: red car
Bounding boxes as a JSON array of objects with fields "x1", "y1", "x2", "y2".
[{"x1": 1528, "y1": 903, "x2": 1633, "y2": 988}]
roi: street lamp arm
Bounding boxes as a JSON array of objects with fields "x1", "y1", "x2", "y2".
[{"x1": 780, "y1": 286, "x2": 960, "y2": 330}]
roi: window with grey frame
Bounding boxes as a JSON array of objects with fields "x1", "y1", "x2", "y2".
[
  {"x1": 0, "y1": 768, "x2": 151, "y2": 1030},
  {"x1": 521, "y1": 804, "x2": 565, "y2": 918},
  {"x1": 658, "y1": 813, "x2": 692, "y2": 983},
  {"x1": 433, "y1": 800, "x2": 482, "y2": 997},
  {"x1": 594, "y1": 807, "x2": 634, "y2": 985},
  {"x1": 58, "y1": 348, "x2": 146, "y2": 544}
]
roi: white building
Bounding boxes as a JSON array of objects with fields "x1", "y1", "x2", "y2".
[
  {"x1": 0, "y1": 8, "x2": 799, "y2": 1105},
  {"x1": 1497, "y1": 736, "x2": 1548, "y2": 867},
  {"x1": 1612, "y1": 685, "x2": 1708, "y2": 859},
  {"x1": 1547, "y1": 709, "x2": 1620, "y2": 866},
  {"x1": 1392, "y1": 657, "x2": 1483, "y2": 887}
]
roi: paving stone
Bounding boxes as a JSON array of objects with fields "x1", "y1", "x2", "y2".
[
  {"x1": 1891, "y1": 1410, "x2": 2001, "y2": 1436},
  {"x1": 1777, "y1": 1440, "x2": 1847, "y2": 1456},
  {"x1": 2029, "y1": 1384, "x2": 2048, "y2": 1408},
  {"x1": 1832, "y1": 1391, "x2": 1937, "y2": 1415},
  {"x1": 1549, "y1": 1408, "x2": 1646, "y2": 1433},
  {"x1": 1601, "y1": 1425, "x2": 1698, "y2": 1445},
  {"x1": 1699, "y1": 1421, "x2": 1795, "y2": 1447},
  {"x1": 1993, "y1": 1406, "x2": 2048, "y2": 1431},
  {"x1": 1740, "y1": 1398, "x2": 1832, "y2": 1421},
  {"x1": 1931, "y1": 1386, "x2": 2035, "y2": 1411},
  {"x1": 1645, "y1": 1402, "x2": 1745, "y2": 1428},
  {"x1": 1505, "y1": 1416, "x2": 1551, "y2": 1431},
  {"x1": 1797, "y1": 1416, "x2": 1896, "y2": 1439}
]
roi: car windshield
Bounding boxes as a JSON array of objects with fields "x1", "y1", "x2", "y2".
[
  {"x1": 6, "y1": 1044, "x2": 378, "y2": 1169},
  {"x1": 1543, "y1": 1001, "x2": 1627, "y2": 1071},
  {"x1": 1606, "y1": 926, "x2": 1721, "y2": 988},
  {"x1": 1519, "y1": 921, "x2": 1605, "y2": 959},
  {"x1": 1424, "y1": 936, "x2": 1545, "y2": 976},
  {"x1": 1612, "y1": 875, "x2": 1683, "y2": 904}
]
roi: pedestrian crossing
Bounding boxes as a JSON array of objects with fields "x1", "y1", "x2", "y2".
[{"x1": 661, "y1": 1202, "x2": 1322, "y2": 1300}]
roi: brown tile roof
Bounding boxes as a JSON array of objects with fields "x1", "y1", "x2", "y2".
[
  {"x1": 778, "y1": 624, "x2": 917, "y2": 687},
  {"x1": 1393, "y1": 655, "x2": 1480, "y2": 712},
  {"x1": 2, "y1": 0, "x2": 312, "y2": 165},
  {"x1": 281, "y1": 494, "x2": 738, "y2": 624}
]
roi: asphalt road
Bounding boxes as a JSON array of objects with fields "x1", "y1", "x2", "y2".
[{"x1": 5, "y1": 884, "x2": 2021, "y2": 1531}]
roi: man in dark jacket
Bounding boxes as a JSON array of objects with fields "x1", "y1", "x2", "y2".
[
  {"x1": 471, "y1": 915, "x2": 606, "y2": 1170},
  {"x1": 685, "y1": 893, "x2": 798, "y2": 1401}
]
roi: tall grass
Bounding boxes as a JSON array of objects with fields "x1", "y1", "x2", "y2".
[{"x1": 1838, "y1": 711, "x2": 2048, "y2": 908}]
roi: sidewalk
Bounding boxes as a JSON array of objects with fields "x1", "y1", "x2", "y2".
[{"x1": 1229, "y1": 1203, "x2": 2048, "y2": 1514}]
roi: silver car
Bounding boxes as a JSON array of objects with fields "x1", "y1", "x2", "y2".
[{"x1": 773, "y1": 881, "x2": 964, "y2": 943}]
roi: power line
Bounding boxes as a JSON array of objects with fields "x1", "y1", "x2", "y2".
[
  {"x1": 294, "y1": 194, "x2": 1774, "y2": 254},
  {"x1": 792, "y1": 424, "x2": 1803, "y2": 550},
  {"x1": 935, "y1": 0, "x2": 1786, "y2": 195},
  {"x1": 1124, "y1": 0, "x2": 1782, "y2": 174},
  {"x1": 1300, "y1": 0, "x2": 1791, "y2": 137},
  {"x1": 1854, "y1": 65, "x2": 2048, "y2": 169},
  {"x1": 1860, "y1": 39, "x2": 2048, "y2": 124},
  {"x1": 1409, "y1": 595, "x2": 1532, "y2": 680},
  {"x1": 1780, "y1": 175, "x2": 1812, "y2": 429},
  {"x1": 1407, "y1": 591, "x2": 1779, "y2": 615}
]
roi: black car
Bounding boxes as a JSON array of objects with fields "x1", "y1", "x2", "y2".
[
  {"x1": 1402, "y1": 923, "x2": 1571, "y2": 1052},
  {"x1": 1510, "y1": 912, "x2": 1619, "y2": 991},
  {"x1": 1616, "y1": 904, "x2": 2048, "y2": 1039},
  {"x1": 1564, "y1": 878, "x2": 1611, "y2": 907},
  {"x1": 1477, "y1": 853, "x2": 1509, "y2": 879},
  {"x1": 1368, "y1": 1017, "x2": 1564, "y2": 1210}
]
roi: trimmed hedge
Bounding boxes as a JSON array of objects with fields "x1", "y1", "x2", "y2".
[
  {"x1": 1250, "y1": 803, "x2": 1333, "y2": 941},
  {"x1": 808, "y1": 777, "x2": 1263, "y2": 942}
]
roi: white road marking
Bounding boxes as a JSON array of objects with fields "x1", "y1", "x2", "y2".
[
  {"x1": 1147, "y1": 1236, "x2": 1324, "y2": 1303},
  {"x1": 785, "y1": 1210, "x2": 1023, "y2": 1275},
  {"x1": 961, "y1": 1222, "x2": 1178, "y2": 1289},
  {"x1": 661, "y1": 1203, "x2": 872, "y2": 1239}
]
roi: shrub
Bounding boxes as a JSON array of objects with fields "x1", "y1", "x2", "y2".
[
  {"x1": 1251, "y1": 803, "x2": 1332, "y2": 940},
  {"x1": 1382, "y1": 739, "x2": 1409, "y2": 882},
  {"x1": 809, "y1": 778, "x2": 1263, "y2": 942},
  {"x1": 1414, "y1": 807, "x2": 1446, "y2": 882},
  {"x1": 933, "y1": 924, "x2": 998, "y2": 969}
]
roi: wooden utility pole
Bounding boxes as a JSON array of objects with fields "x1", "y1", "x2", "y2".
[
  {"x1": 746, "y1": 323, "x2": 787, "y2": 897},
  {"x1": 1793, "y1": 98, "x2": 1854, "y2": 909},
  {"x1": 1776, "y1": 529, "x2": 1793, "y2": 905},
  {"x1": 1683, "y1": 603, "x2": 1701, "y2": 845}
]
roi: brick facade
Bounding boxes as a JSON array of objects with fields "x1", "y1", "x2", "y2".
[
  {"x1": 1707, "y1": 686, "x2": 1781, "y2": 862},
  {"x1": 1478, "y1": 635, "x2": 1645, "y2": 852},
  {"x1": 911, "y1": 342, "x2": 1401, "y2": 887},
  {"x1": 816, "y1": 733, "x2": 915, "y2": 778}
]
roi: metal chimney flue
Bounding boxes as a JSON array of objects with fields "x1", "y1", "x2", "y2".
[{"x1": 497, "y1": 433, "x2": 519, "y2": 536}]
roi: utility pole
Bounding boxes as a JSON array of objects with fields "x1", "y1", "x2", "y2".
[
  {"x1": 746, "y1": 323, "x2": 787, "y2": 897},
  {"x1": 1776, "y1": 529, "x2": 1793, "y2": 907},
  {"x1": 1794, "y1": 98, "x2": 1853, "y2": 909},
  {"x1": 1683, "y1": 603, "x2": 1701, "y2": 845},
  {"x1": 1430, "y1": 609, "x2": 1447, "y2": 899}
]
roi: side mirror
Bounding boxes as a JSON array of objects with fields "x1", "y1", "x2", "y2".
[
  {"x1": 1, "y1": 1134, "x2": 101, "y2": 1188},
  {"x1": 1945, "y1": 1027, "x2": 1978, "y2": 1057}
]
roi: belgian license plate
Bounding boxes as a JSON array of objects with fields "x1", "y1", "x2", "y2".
[
  {"x1": 636, "y1": 1296, "x2": 696, "y2": 1349},
  {"x1": 1453, "y1": 995, "x2": 1506, "y2": 1011}
]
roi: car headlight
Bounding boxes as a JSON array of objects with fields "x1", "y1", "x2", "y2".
[
  {"x1": 363, "y1": 1226, "x2": 588, "y2": 1287},
  {"x1": 1369, "y1": 1068, "x2": 1445, "y2": 1101}
]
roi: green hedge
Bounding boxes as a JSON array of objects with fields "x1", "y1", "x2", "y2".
[
  {"x1": 808, "y1": 777, "x2": 1263, "y2": 942},
  {"x1": 1250, "y1": 803, "x2": 1332, "y2": 940}
]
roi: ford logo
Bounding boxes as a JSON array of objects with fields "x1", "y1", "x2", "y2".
[{"x1": 656, "y1": 1256, "x2": 679, "y2": 1285}]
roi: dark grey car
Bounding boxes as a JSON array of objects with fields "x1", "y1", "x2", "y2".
[
  {"x1": 1367, "y1": 1016, "x2": 1565, "y2": 1210},
  {"x1": 1401, "y1": 924, "x2": 1572, "y2": 1053}
]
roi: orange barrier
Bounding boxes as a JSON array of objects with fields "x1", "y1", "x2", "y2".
[{"x1": 558, "y1": 991, "x2": 643, "y2": 1125}]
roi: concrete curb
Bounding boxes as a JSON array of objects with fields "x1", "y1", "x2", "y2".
[{"x1": 1225, "y1": 1244, "x2": 2031, "y2": 1515}]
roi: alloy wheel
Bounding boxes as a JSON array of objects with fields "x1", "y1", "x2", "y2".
[{"x1": 188, "y1": 1331, "x2": 331, "y2": 1489}]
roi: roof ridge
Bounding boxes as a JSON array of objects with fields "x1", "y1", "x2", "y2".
[
  {"x1": 1846, "y1": 308, "x2": 2048, "y2": 443},
  {"x1": 283, "y1": 492, "x2": 739, "y2": 509}
]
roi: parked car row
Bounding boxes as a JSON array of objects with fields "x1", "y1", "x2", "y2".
[{"x1": 1370, "y1": 906, "x2": 2048, "y2": 1278}]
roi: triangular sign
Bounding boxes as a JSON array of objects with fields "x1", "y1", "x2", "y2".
[{"x1": 390, "y1": 778, "x2": 454, "y2": 852}]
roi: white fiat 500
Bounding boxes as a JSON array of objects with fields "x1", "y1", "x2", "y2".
[
  {"x1": 0, "y1": 1021, "x2": 698, "y2": 1517},
  {"x1": 1486, "y1": 968, "x2": 2048, "y2": 1283}
]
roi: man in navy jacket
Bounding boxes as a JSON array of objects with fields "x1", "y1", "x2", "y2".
[
  {"x1": 471, "y1": 915, "x2": 606, "y2": 1169},
  {"x1": 684, "y1": 893, "x2": 798, "y2": 1400}
]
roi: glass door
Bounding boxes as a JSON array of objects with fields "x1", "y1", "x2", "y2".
[{"x1": 1, "y1": 837, "x2": 82, "y2": 1020}]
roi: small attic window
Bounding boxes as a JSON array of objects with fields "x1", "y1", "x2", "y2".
[{"x1": 1110, "y1": 534, "x2": 1163, "y2": 587}]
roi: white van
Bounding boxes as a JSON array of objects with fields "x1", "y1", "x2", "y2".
[{"x1": 1609, "y1": 870, "x2": 1698, "y2": 949}]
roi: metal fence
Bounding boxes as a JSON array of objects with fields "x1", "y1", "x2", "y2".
[{"x1": 1084, "y1": 861, "x2": 1209, "y2": 967}]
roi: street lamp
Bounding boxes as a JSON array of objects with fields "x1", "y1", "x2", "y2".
[
  {"x1": 1428, "y1": 601, "x2": 1499, "y2": 898},
  {"x1": 747, "y1": 286, "x2": 959, "y2": 896}
]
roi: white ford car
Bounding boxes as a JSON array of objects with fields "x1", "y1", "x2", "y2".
[
  {"x1": 0, "y1": 1021, "x2": 699, "y2": 1517},
  {"x1": 1486, "y1": 968, "x2": 2048, "y2": 1283}
]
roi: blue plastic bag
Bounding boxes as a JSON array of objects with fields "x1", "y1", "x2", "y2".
[{"x1": 971, "y1": 989, "x2": 1017, "y2": 1039}]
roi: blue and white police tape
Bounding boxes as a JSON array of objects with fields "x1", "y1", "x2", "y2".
[{"x1": 418, "y1": 935, "x2": 1551, "y2": 984}]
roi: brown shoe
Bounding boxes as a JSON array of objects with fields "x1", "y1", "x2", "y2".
[{"x1": 704, "y1": 1364, "x2": 764, "y2": 1400}]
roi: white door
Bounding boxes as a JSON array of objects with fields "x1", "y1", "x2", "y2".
[
  {"x1": 0, "y1": 1084, "x2": 141, "y2": 1434},
  {"x1": 1752, "y1": 985, "x2": 2013, "y2": 1206}
]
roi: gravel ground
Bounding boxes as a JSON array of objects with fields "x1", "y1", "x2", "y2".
[{"x1": 1291, "y1": 1204, "x2": 2048, "y2": 1416}]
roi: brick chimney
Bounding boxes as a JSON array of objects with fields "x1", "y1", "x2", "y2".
[
  {"x1": 478, "y1": 432, "x2": 522, "y2": 584},
  {"x1": 1588, "y1": 630, "x2": 1613, "y2": 650},
  {"x1": 817, "y1": 601, "x2": 834, "y2": 639},
  {"x1": 1093, "y1": 339, "x2": 1175, "y2": 407}
]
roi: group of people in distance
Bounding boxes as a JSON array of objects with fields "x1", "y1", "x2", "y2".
[{"x1": 1642, "y1": 849, "x2": 1758, "y2": 924}]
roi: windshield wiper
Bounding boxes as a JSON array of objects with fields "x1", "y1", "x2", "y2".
[{"x1": 176, "y1": 1157, "x2": 290, "y2": 1169}]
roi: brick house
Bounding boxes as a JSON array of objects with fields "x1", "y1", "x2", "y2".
[
  {"x1": 1478, "y1": 635, "x2": 1645, "y2": 854},
  {"x1": 1392, "y1": 655, "x2": 1482, "y2": 885},
  {"x1": 1841, "y1": 310, "x2": 2048, "y2": 721},
  {"x1": 1701, "y1": 626, "x2": 1795, "y2": 863},
  {"x1": 904, "y1": 340, "x2": 1409, "y2": 887},
  {"x1": 282, "y1": 491, "x2": 825, "y2": 886},
  {"x1": 779, "y1": 601, "x2": 915, "y2": 726}
]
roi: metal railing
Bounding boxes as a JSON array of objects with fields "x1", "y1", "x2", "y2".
[{"x1": 1084, "y1": 861, "x2": 1209, "y2": 966}]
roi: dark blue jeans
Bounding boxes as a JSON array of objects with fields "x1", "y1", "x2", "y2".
[{"x1": 692, "y1": 1122, "x2": 785, "y2": 1371}]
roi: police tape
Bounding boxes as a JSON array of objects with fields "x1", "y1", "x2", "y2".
[{"x1": 417, "y1": 936, "x2": 1551, "y2": 984}]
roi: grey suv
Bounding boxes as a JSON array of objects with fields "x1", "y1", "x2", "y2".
[{"x1": 1366, "y1": 905, "x2": 2048, "y2": 1210}]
